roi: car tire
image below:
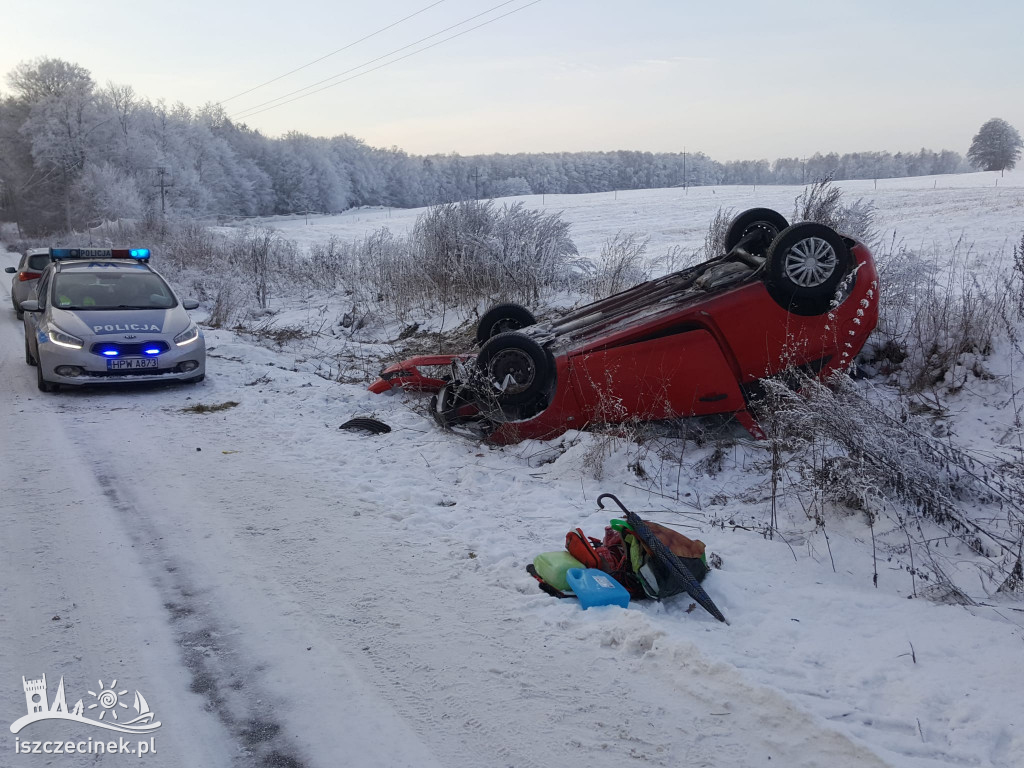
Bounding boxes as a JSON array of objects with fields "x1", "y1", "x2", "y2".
[
  {"x1": 725, "y1": 208, "x2": 790, "y2": 257},
  {"x1": 766, "y1": 222, "x2": 852, "y2": 315},
  {"x1": 37, "y1": 364, "x2": 57, "y2": 393},
  {"x1": 186, "y1": 374, "x2": 205, "y2": 384},
  {"x1": 475, "y1": 332, "x2": 552, "y2": 408},
  {"x1": 476, "y1": 303, "x2": 537, "y2": 345},
  {"x1": 25, "y1": 336, "x2": 36, "y2": 366}
]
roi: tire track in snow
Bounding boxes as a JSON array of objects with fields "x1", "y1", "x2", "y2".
[{"x1": 91, "y1": 468, "x2": 308, "y2": 768}]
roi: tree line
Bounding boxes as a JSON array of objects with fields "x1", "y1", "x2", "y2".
[{"x1": 0, "y1": 57, "x2": 982, "y2": 236}]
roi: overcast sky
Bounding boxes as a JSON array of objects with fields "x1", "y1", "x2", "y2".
[{"x1": 2, "y1": 0, "x2": 1022, "y2": 160}]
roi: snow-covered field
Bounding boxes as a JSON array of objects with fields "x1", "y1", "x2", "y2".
[
  {"x1": 266, "y1": 169, "x2": 1024, "y2": 268},
  {"x1": 2, "y1": 171, "x2": 1023, "y2": 768}
]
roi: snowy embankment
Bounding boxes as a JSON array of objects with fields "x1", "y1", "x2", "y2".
[{"x1": 2, "y1": 171, "x2": 1022, "y2": 768}]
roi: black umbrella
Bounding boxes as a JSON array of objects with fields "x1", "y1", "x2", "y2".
[{"x1": 598, "y1": 493, "x2": 729, "y2": 624}]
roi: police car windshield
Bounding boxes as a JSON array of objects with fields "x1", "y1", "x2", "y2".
[{"x1": 54, "y1": 272, "x2": 175, "y2": 310}]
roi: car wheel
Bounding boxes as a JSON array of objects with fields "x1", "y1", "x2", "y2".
[
  {"x1": 766, "y1": 222, "x2": 852, "y2": 314},
  {"x1": 25, "y1": 336, "x2": 36, "y2": 366},
  {"x1": 476, "y1": 303, "x2": 537, "y2": 345},
  {"x1": 725, "y1": 208, "x2": 790, "y2": 257},
  {"x1": 476, "y1": 332, "x2": 552, "y2": 407},
  {"x1": 37, "y1": 364, "x2": 57, "y2": 393},
  {"x1": 186, "y1": 374, "x2": 205, "y2": 384},
  {"x1": 16, "y1": 308, "x2": 24, "y2": 320}
]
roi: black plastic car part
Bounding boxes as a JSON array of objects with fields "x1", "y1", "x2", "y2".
[{"x1": 338, "y1": 417, "x2": 392, "y2": 435}]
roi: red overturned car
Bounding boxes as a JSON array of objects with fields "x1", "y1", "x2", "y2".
[{"x1": 369, "y1": 208, "x2": 879, "y2": 444}]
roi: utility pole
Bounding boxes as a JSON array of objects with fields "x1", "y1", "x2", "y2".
[
  {"x1": 683, "y1": 146, "x2": 687, "y2": 193},
  {"x1": 157, "y1": 167, "x2": 171, "y2": 214},
  {"x1": 471, "y1": 168, "x2": 481, "y2": 200},
  {"x1": 150, "y1": 167, "x2": 175, "y2": 215}
]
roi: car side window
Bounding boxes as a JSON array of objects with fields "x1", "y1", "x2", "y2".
[{"x1": 37, "y1": 272, "x2": 51, "y2": 309}]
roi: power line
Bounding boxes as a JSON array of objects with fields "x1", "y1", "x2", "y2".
[
  {"x1": 231, "y1": 0, "x2": 538, "y2": 121},
  {"x1": 219, "y1": 0, "x2": 448, "y2": 105},
  {"x1": 231, "y1": 0, "x2": 522, "y2": 119}
]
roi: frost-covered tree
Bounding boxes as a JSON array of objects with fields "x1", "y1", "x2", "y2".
[
  {"x1": 488, "y1": 176, "x2": 532, "y2": 198},
  {"x1": 967, "y1": 118, "x2": 1022, "y2": 174},
  {"x1": 0, "y1": 57, "x2": 981, "y2": 236},
  {"x1": 75, "y1": 161, "x2": 144, "y2": 221},
  {"x1": 7, "y1": 58, "x2": 98, "y2": 231}
]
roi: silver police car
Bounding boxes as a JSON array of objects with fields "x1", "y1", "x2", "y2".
[{"x1": 20, "y1": 248, "x2": 206, "y2": 392}]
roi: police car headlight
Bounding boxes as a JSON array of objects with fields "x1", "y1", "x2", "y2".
[
  {"x1": 48, "y1": 326, "x2": 84, "y2": 349},
  {"x1": 174, "y1": 323, "x2": 200, "y2": 347}
]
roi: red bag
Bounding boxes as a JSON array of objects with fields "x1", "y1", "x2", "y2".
[{"x1": 565, "y1": 528, "x2": 613, "y2": 570}]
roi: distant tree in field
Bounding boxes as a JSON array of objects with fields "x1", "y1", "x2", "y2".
[{"x1": 967, "y1": 118, "x2": 1022, "y2": 174}]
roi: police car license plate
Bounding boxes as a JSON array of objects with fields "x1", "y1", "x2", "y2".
[{"x1": 107, "y1": 358, "x2": 158, "y2": 371}]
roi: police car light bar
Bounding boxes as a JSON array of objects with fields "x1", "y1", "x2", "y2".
[{"x1": 49, "y1": 248, "x2": 151, "y2": 260}]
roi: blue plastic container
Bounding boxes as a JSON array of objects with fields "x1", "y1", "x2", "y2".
[{"x1": 565, "y1": 568, "x2": 630, "y2": 610}]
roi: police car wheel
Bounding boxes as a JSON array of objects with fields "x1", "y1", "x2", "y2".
[{"x1": 186, "y1": 374, "x2": 205, "y2": 384}]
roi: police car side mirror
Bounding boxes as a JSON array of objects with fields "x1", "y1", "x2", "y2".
[
  {"x1": 4, "y1": 267, "x2": 15, "y2": 273},
  {"x1": 19, "y1": 299, "x2": 40, "y2": 312},
  {"x1": 182, "y1": 298, "x2": 200, "y2": 310}
]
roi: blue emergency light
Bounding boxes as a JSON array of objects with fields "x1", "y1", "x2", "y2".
[
  {"x1": 99, "y1": 345, "x2": 162, "y2": 357},
  {"x1": 49, "y1": 247, "x2": 151, "y2": 261}
]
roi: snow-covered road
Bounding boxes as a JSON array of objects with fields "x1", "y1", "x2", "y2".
[
  {"x1": 6, "y1": 168, "x2": 1024, "y2": 768},
  {"x1": 0, "y1": 248, "x2": 898, "y2": 767}
]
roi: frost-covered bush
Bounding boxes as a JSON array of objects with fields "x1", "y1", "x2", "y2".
[
  {"x1": 162, "y1": 220, "x2": 224, "y2": 274},
  {"x1": 306, "y1": 234, "x2": 362, "y2": 293},
  {"x1": 297, "y1": 201, "x2": 579, "y2": 322},
  {"x1": 698, "y1": 207, "x2": 734, "y2": 261},
  {"x1": 363, "y1": 200, "x2": 579, "y2": 313},
  {"x1": 792, "y1": 177, "x2": 878, "y2": 248},
  {"x1": 230, "y1": 226, "x2": 301, "y2": 309},
  {"x1": 869, "y1": 238, "x2": 1005, "y2": 394},
  {"x1": 487, "y1": 202, "x2": 577, "y2": 304},
  {"x1": 582, "y1": 231, "x2": 651, "y2": 300},
  {"x1": 753, "y1": 373, "x2": 1024, "y2": 594},
  {"x1": 1013, "y1": 231, "x2": 1024, "y2": 321}
]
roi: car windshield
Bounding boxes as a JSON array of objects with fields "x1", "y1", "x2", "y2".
[{"x1": 53, "y1": 271, "x2": 176, "y2": 310}]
